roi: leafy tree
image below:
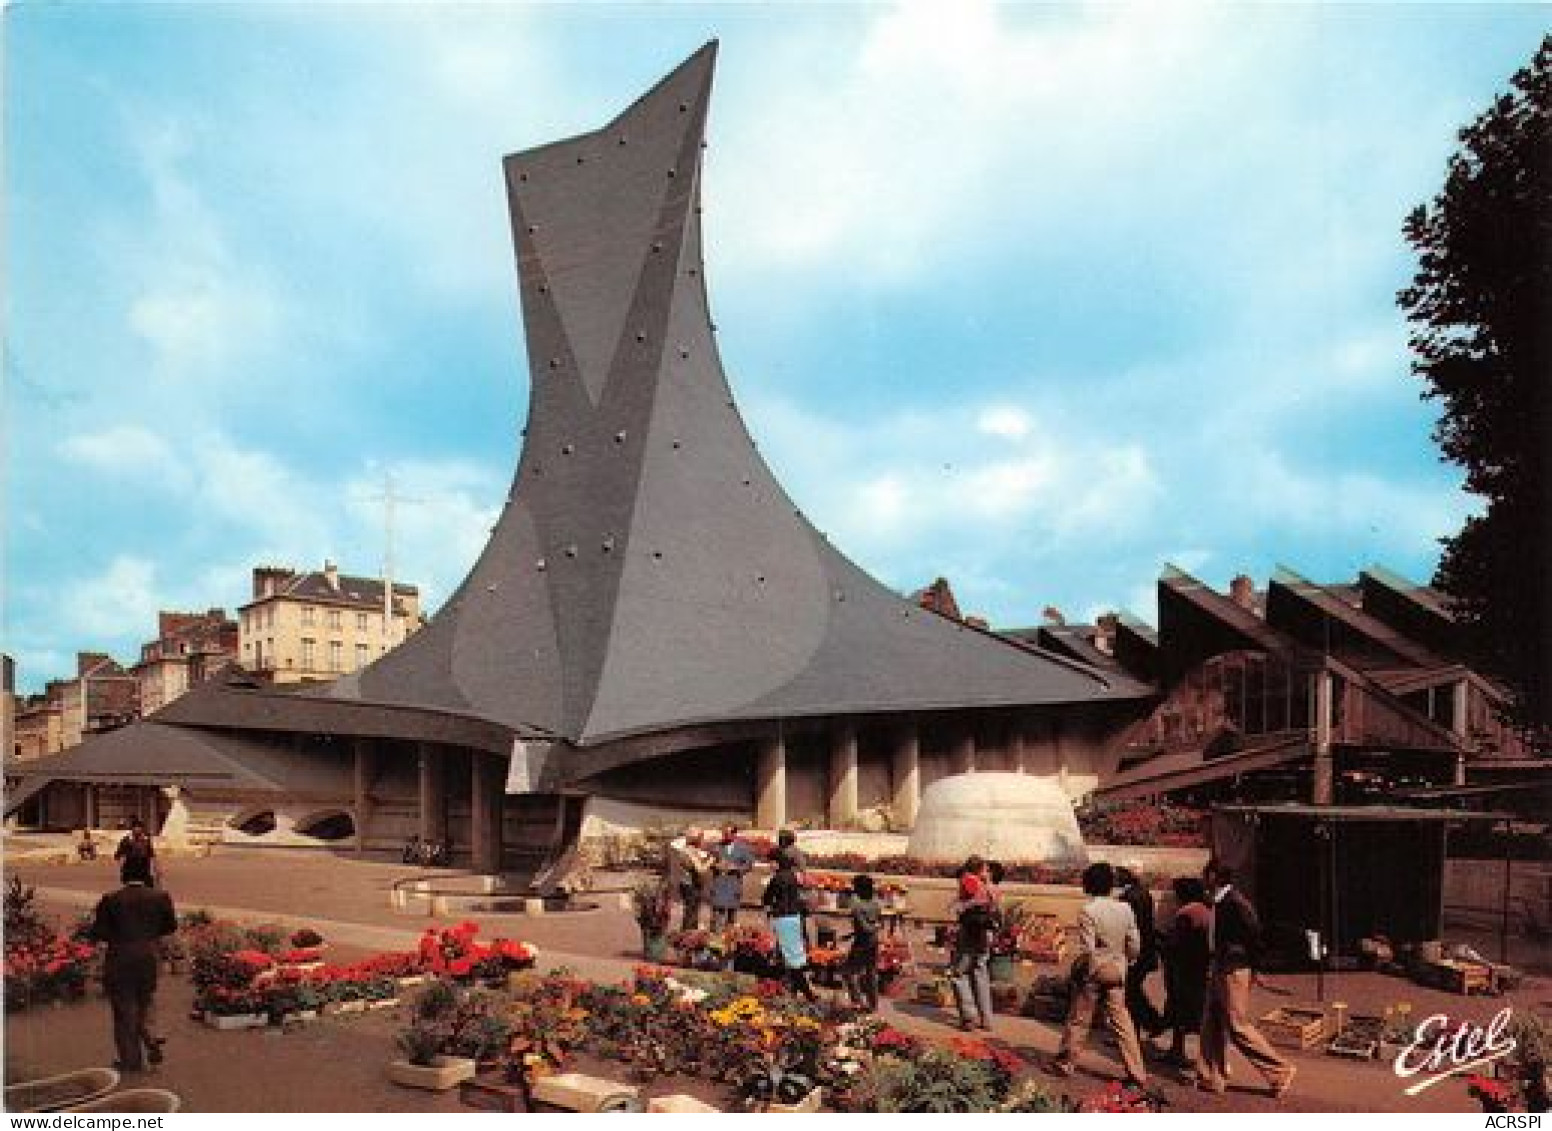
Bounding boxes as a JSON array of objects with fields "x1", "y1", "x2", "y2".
[{"x1": 1399, "y1": 35, "x2": 1551, "y2": 727}]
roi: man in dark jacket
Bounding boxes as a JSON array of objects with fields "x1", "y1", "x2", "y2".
[
  {"x1": 89, "y1": 856, "x2": 177, "y2": 1072},
  {"x1": 1197, "y1": 859, "x2": 1294, "y2": 1098},
  {"x1": 1116, "y1": 866, "x2": 1165, "y2": 1036}
]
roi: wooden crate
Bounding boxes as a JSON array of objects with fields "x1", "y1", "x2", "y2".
[
  {"x1": 1416, "y1": 960, "x2": 1493, "y2": 995},
  {"x1": 991, "y1": 983, "x2": 1022, "y2": 1014},
  {"x1": 1260, "y1": 1005, "x2": 1328, "y2": 1050},
  {"x1": 914, "y1": 978, "x2": 953, "y2": 1007}
]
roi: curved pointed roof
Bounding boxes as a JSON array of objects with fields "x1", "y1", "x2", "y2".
[{"x1": 313, "y1": 42, "x2": 1145, "y2": 746}]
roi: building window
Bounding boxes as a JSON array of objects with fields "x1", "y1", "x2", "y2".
[
  {"x1": 266, "y1": 608, "x2": 275, "y2": 629},
  {"x1": 354, "y1": 643, "x2": 370, "y2": 670},
  {"x1": 327, "y1": 609, "x2": 342, "y2": 630},
  {"x1": 356, "y1": 612, "x2": 368, "y2": 631},
  {"x1": 302, "y1": 606, "x2": 316, "y2": 627},
  {"x1": 301, "y1": 638, "x2": 316, "y2": 668},
  {"x1": 329, "y1": 641, "x2": 343, "y2": 672}
]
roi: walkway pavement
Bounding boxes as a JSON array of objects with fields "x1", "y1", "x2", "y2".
[{"x1": 7, "y1": 846, "x2": 1547, "y2": 1113}]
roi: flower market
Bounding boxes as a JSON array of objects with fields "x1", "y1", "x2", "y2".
[{"x1": 5, "y1": 831, "x2": 1548, "y2": 1115}]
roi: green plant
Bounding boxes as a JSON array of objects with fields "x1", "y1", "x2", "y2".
[
  {"x1": 1509, "y1": 1012, "x2": 1551, "y2": 1070},
  {"x1": 398, "y1": 1022, "x2": 444, "y2": 1067},
  {"x1": 242, "y1": 923, "x2": 287, "y2": 954},
  {"x1": 630, "y1": 879, "x2": 672, "y2": 935},
  {"x1": 412, "y1": 979, "x2": 458, "y2": 1022},
  {"x1": 4, "y1": 877, "x2": 49, "y2": 945},
  {"x1": 999, "y1": 1078, "x2": 1074, "y2": 1113},
  {"x1": 863, "y1": 1046, "x2": 1001, "y2": 1113}
]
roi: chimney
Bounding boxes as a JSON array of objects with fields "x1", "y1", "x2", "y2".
[
  {"x1": 253, "y1": 566, "x2": 293, "y2": 599},
  {"x1": 76, "y1": 651, "x2": 110, "y2": 677},
  {"x1": 324, "y1": 560, "x2": 341, "y2": 591},
  {"x1": 1095, "y1": 612, "x2": 1118, "y2": 655},
  {"x1": 1041, "y1": 605, "x2": 1066, "y2": 626},
  {"x1": 1229, "y1": 574, "x2": 1256, "y2": 611}
]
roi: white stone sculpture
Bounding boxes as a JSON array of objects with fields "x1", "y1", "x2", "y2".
[{"x1": 906, "y1": 772, "x2": 1088, "y2": 866}]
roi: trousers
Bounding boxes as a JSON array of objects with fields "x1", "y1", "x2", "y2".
[
  {"x1": 1197, "y1": 965, "x2": 1293, "y2": 1091},
  {"x1": 949, "y1": 949, "x2": 993, "y2": 1027},
  {"x1": 1059, "y1": 970, "x2": 1148, "y2": 1084},
  {"x1": 104, "y1": 954, "x2": 159, "y2": 1070}
]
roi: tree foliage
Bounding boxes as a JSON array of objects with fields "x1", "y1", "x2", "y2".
[{"x1": 1399, "y1": 35, "x2": 1552, "y2": 726}]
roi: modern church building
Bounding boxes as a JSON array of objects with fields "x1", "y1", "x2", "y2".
[{"x1": 7, "y1": 46, "x2": 1538, "y2": 870}]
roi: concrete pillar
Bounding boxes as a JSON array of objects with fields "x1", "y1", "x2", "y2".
[
  {"x1": 352, "y1": 738, "x2": 377, "y2": 855},
  {"x1": 1312, "y1": 670, "x2": 1334, "y2": 806},
  {"x1": 950, "y1": 728, "x2": 976, "y2": 776},
  {"x1": 84, "y1": 787, "x2": 99, "y2": 831},
  {"x1": 1008, "y1": 719, "x2": 1028, "y2": 774},
  {"x1": 470, "y1": 753, "x2": 503, "y2": 874},
  {"x1": 1452, "y1": 679, "x2": 1471, "y2": 787},
  {"x1": 827, "y1": 723, "x2": 859, "y2": 829},
  {"x1": 418, "y1": 742, "x2": 448, "y2": 843},
  {"x1": 890, "y1": 724, "x2": 921, "y2": 829},
  {"x1": 756, "y1": 733, "x2": 787, "y2": 831}
]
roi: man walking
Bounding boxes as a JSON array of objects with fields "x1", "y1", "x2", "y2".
[
  {"x1": 1048, "y1": 862, "x2": 1149, "y2": 1088},
  {"x1": 89, "y1": 856, "x2": 177, "y2": 1073},
  {"x1": 1116, "y1": 865, "x2": 1165, "y2": 1036},
  {"x1": 1197, "y1": 859, "x2": 1295, "y2": 1098}
]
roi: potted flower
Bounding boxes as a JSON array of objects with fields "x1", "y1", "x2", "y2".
[
  {"x1": 631, "y1": 879, "x2": 672, "y2": 961},
  {"x1": 388, "y1": 1021, "x2": 478, "y2": 1091}
]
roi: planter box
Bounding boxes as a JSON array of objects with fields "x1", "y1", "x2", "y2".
[
  {"x1": 648, "y1": 1094, "x2": 721, "y2": 1113},
  {"x1": 397, "y1": 975, "x2": 430, "y2": 989},
  {"x1": 5, "y1": 1068, "x2": 121, "y2": 1113},
  {"x1": 388, "y1": 1056, "x2": 478, "y2": 1092},
  {"x1": 329, "y1": 1000, "x2": 368, "y2": 1015},
  {"x1": 367, "y1": 997, "x2": 402, "y2": 1011},
  {"x1": 529, "y1": 1072, "x2": 641, "y2": 1113},
  {"x1": 204, "y1": 1012, "x2": 268, "y2": 1031},
  {"x1": 1261, "y1": 1005, "x2": 1328, "y2": 1050},
  {"x1": 61, "y1": 1088, "x2": 181, "y2": 1113},
  {"x1": 914, "y1": 978, "x2": 953, "y2": 1008},
  {"x1": 766, "y1": 1088, "x2": 822, "y2": 1114}
]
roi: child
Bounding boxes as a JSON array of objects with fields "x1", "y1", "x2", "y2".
[{"x1": 844, "y1": 874, "x2": 882, "y2": 1011}]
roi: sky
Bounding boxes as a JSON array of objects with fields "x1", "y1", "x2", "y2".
[{"x1": 5, "y1": 2, "x2": 1547, "y2": 695}]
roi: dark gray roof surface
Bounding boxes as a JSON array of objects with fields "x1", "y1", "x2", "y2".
[
  {"x1": 328, "y1": 42, "x2": 1148, "y2": 746},
  {"x1": 3, "y1": 722, "x2": 354, "y2": 817}
]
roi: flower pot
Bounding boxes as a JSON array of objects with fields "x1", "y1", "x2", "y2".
[
  {"x1": 766, "y1": 1087, "x2": 822, "y2": 1114},
  {"x1": 642, "y1": 933, "x2": 669, "y2": 962},
  {"x1": 204, "y1": 1012, "x2": 267, "y2": 1030},
  {"x1": 5, "y1": 1068, "x2": 121, "y2": 1113},
  {"x1": 62, "y1": 1088, "x2": 181, "y2": 1113},
  {"x1": 988, "y1": 955, "x2": 1016, "y2": 984},
  {"x1": 387, "y1": 1056, "x2": 478, "y2": 1092}
]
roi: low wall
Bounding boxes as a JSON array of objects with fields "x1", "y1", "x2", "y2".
[{"x1": 1443, "y1": 859, "x2": 1550, "y2": 924}]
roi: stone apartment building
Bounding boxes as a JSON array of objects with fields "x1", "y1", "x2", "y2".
[
  {"x1": 52, "y1": 654, "x2": 139, "y2": 752},
  {"x1": 239, "y1": 562, "x2": 422, "y2": 685},
  {"x1": 133, "y1": 609, "x2": 240, "y2": 715}
]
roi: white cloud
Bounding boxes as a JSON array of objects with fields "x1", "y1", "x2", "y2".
[
  {"x1": 58, "y1": 426, "x2": 189, "y2": 488},
  {"x1": 112, "y1": 115, "x2": 289, "y2": 388},
  {"x1": 62, "y1": 556, "x2": 163, "y2": 639},
  {"x1": 976, "y1": 406, "x2": 1033, "y2": 440}
]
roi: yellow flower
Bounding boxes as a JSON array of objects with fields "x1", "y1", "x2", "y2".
[{"x1": 631, "y1": 993, "x2": 650, "y2": 1006}]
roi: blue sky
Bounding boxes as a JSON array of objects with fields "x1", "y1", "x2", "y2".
[{"x1": 5, "y1": 3, "x2": 1546, "y2": 694}]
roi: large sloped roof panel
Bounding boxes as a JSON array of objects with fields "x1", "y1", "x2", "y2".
[{"x1": 322, "y1": 42, "x2": 1149, "y2": 747}]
